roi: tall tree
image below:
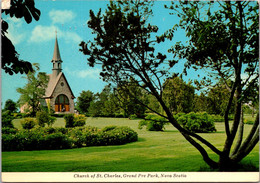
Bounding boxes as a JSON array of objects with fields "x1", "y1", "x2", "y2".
[
  {"x1": 162, "y1": 1, "x2": 259, "y2": 169},
  {"x1": 3, "y1": 99, "x2": 17, "y2": 113},
  {"x1": 80, "y1": 0, "x2": 258, "y2": 170},
  {"x1": 76, "y1": 90, "x2": 94, "y2": 114},
  {"x1": 206, "y1": 80, "x2": 236, "y2": 115},
  {"x1": 2, "y1": 0, "x2": 40, "y2": 75},
  {"x1": 162, "y1": 76, "x2": 195, "y2": 113},
  {"x1": 17, "y1": 65, "x2": 49, "y2": 116},
  {"x1": 88, "y1": 85, "x2": 120, "y2": 117},
  {"x1": 193, "y1": 93, "x2": 208, "y2": 113},
  {"x1": 115, "y1": 79, "x2": 148, "y2": 117}
]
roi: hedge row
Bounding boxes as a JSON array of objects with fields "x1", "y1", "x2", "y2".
[{"x1": 2, "y1": 126, "x2": 138, "y2": 151}]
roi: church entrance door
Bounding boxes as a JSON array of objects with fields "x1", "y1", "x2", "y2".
[{"x1": 55, "y1": 94, "x2": 70, "y2": 112}]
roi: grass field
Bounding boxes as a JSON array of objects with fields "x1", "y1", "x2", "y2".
[{"x1": 2, "y1": 117, "x2": 259, "y2": 172}]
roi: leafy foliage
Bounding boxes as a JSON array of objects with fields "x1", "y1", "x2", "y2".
[
  {"x1": 20, "y1": 117, "x2": 36, "y2": 129},
  {"x1": 76, "y1": 90, "x2": 94, "y2": 114},
  {"x1": 2, "y1": 110, "x2": 14, "y2": 128},
  {"x1": 2, "y1": 127, "x2": 18, "y2": 134},
  {"x1": 80, "y1": 0, "x2": 259, "y2": 170},
  {"x1": 3, "y1": 99, "x2": 17, "y2": 113},
  {"x1": 36, "y1": 111, "x2": 56, "y2": 127},
  {"x1": 175, "y1": 112, "x2": 216, "y2": 133},
  {"x1": 164, "y1": 1, "x2": 259, "y2": 169},
  {"x1": 64, "y1": 114, "x2": 86, "y2": 128},
  {"x1": 2, "y1": 0, "x2": 41, "y2": 75},
  {"x1": 102, "y1": 125, "x2": 117, "y2": 132},
  {"x1": 2, "y1": 126, "x2": 138, "y2": 151},
  {"x1": 2, "y1": 128, "x2": 72, "y2": 151},
  {"x1": 74, "y1": 114, "x2": 87, "y2": 127},
  {"x1": 17, "y1": 67, "x2": 49, "y2": 116},
  {"x1": 64, "y1": 114, "x2": 75, "y2": 128},
  {"x1": 163, "y1": 77, "x2": 195, "y2": 113},
  {"x1": 88, "y1": 85, "x2": 120, "y2": 117},
  {"x1": 115, "y1": 79, "x2": 148, "y2": 118},
  {"x1": 139, "y1": 114, "x2": 168, "y2": 131}
]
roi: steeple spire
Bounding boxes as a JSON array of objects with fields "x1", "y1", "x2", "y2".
[
  {"x1": 51, "y1": 31, "x2": 63, "y2": 77},
  {"x1": 52, "y1": 30, "x2": 62, "y2": 61}
]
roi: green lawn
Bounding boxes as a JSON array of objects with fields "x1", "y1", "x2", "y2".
[{"x1": 2, "y1": 117, "x2": 259, "y2": 172}]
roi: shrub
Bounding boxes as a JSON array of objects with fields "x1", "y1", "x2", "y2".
[
  {"x1": 176, "y1": 112, "x2": 216, "y2": 133},
  {"x1": 102, "y1": 125, "x2": 117, "y2": 132},
  {"x1": 138, "y1": 114, "x2": 168, "y2": 131},
  {"x1": 68, "y1": 127, "x2": 87, "y2": 147},
  {"x1": 244, "y1": 119, "x2": 254, "y2": 125},
  {"x1": 39, "y1": 132, "x2": 72, "y2": 150},
  {"x1": 64, "y1": 114, "x2": 86, "y2": 128},
  {"x1": 2, "y1": 125, "x2": 138, "y2": 151},
  {"x1": 47, "y1": 116, "x2": 56, "y2": 126},
  {"x1": 56, "y1": 127, "x2": 69, "y2": 134},
  {"x1": 64, "y1": 114, "x2": 75, "y2": 128},
  {"x1": 129, "y1": 114, "x2": 138, "y2": 120},
  {"x1": 68, "y1": 126, "x2": 138, "y2": 147},
  {"x1": 101, "y1": 126, "x2": 138, "y2": 145},
  {"x1": 20, "y1": 118, "x2": 36, "y2": 129},
  {"x1": 115, "y1": 113, "x2": 125, "y2": 118},
  {"x1": 2, "y1": 110, "x2": 14, "y2": 128},
  {"x1": 2, "y1": 127, "x2": 73, "y2": 151},
  {"x1": 2, "y1": 127, "x2": 18, "y2": 134},
  {"x1": 74, "y1": 114, "x2": 86, "y2": 127},
  {"x1": 36, "y1": 111, "x2": 48, "y2": 127},
  {"x1": 13, "y1": 113, "x2": 21, "y2": 119}
]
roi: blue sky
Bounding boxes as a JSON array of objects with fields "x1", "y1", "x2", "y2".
[{"x1": 2, "y1": 0, "x2": 201, "y2": 106}]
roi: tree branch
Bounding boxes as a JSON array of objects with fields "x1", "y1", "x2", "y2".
[{"x1": 230, "y1": 108, "x2": 244, "y2": 156}]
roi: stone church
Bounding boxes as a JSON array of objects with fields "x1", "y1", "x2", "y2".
[{"x1": 42, "y1": 34, "x2": 75, "y2": 113}]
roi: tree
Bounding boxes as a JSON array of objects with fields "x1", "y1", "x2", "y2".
[
  {"x1": 162, "y1": 76, "x2": 195, "y2": 113},
  {"x1": 2, "y1": 0, "x2": 41, "y2": 75},
  {"x1": 17, "y1": 65, "x2": 49, "y2": 116},
  {"x1": 147, "y1": 94, "x2": 161, "y2": 114},
  {"x1": 3, "y1": 99, "x2": 17, "y2": 113},
  {"x1": 162, "y1": 1, "x2": 259, "y2": 170},
  {"x1": 193, "y1": 93, "x2": 208, "y2": 113},
  {"x1": 79, "y1": 0, "x2": 258, "y2": 170},
  {"x1": 88, "y1": 85, "x2": 120, "y2": 117},
  {"x1": 76, "y1": 90, "x2": 94, "y2": 114},
  {"x1": 115, "y1": 79, "x2": 149, "y2": 117},
  {"x1": 206, "y1": 81, "x2": 236, "y2": 116}
]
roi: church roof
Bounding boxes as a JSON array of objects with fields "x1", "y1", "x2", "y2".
[
  {"x1": 43, "y1": 72, "x2": 75, "y2": 99},
  {"x1": 52, "y1": 34, "x2": 62, "y2": 62}
]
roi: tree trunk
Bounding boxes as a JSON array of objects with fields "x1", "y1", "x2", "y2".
[{"x1": 218, "y1": 154, "x2": 238, "y2": 171}]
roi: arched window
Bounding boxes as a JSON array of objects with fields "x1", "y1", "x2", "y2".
[{"x1": 55, "y1": 94, "x2": 69, "y2": 112}]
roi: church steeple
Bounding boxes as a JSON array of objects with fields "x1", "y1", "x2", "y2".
[{"x1": 52, "y1": 31, "x2": 63, "y2": 77}]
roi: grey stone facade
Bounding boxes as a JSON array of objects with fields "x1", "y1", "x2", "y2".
[{"x1": 48, "y1": 73, "x2": 75, "y2": 113}]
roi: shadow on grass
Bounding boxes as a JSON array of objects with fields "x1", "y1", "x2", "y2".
[{"x1": 199, "y1": 161, "x2": 259, "y2": 172}]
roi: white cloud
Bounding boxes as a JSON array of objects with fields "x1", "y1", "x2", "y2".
[
  {"x1": 28, "y1": 25, "x2": 82, "y2": 44},
  {"x1": 65, "y1": 68, "x2": 101, "y2": 79},
  {"x1": 62, "y1": 31, "x2": 82, "y2": 44},
  {"x1": 49, "y1": 9, "x2": 76, "y2": 24},
  {"x1": 5, "y1": 17, "x2": 25, "y2": 45},
  {"x1": 29, "y1": 25, "x2": 56, "y2": 43}
]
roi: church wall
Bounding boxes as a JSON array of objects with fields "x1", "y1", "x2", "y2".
[{"x1": 49, "y1": 75, "x2": 75, "y2": 113}]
